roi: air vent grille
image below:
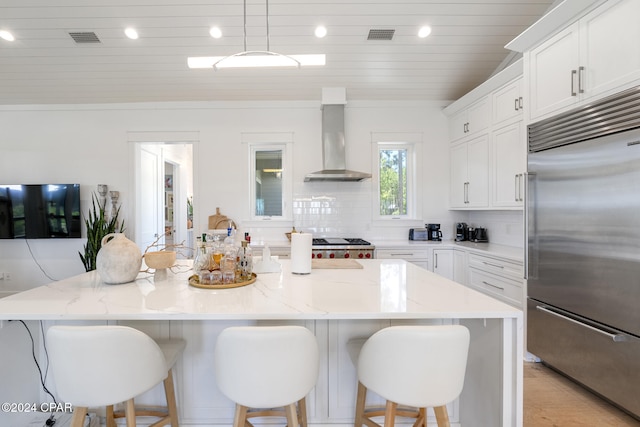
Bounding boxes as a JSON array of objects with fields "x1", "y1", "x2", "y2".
[
  {"x1": 367, "y1": 29, "x2": 395, "y2": 41},
  {"x1": 69, "y1": 32, "x2": 101, "y2": 44},
  {"x1": 528, "y1": 85, "x2": 640, "y2": 152}
]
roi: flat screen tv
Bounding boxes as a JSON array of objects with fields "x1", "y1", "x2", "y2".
[{"x1": 0, "y1": 184, "x2": 81, "y2": 239}]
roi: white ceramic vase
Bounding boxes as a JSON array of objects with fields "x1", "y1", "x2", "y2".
[{"x1": 96, "y1": 233, "x2": 142, "y2": 284}]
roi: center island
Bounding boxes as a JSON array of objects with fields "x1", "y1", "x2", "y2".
[{"x1": 0, "y1": 259, "x2": 523, "y2": 427}]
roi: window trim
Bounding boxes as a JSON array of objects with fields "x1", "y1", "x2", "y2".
[
  {"x1": 372, "y1": 141, "x2": 421, "y2": 222},
  {"x1": 249, "y1": 142, "x2": 292, "y2": 221}
]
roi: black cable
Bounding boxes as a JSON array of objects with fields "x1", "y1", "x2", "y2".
[
  {"x1": 40, "y1": 320, "x2": 51, "y2": 386},
  {"x1": 15, "y1": 320, "x2": 58, "y2": 405},
  {"x1": 24, "y1": 239, "x2": 58, "y2": 282}
]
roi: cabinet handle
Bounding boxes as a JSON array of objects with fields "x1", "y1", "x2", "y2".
[
  {"x1": 482, "y1": 261, "x2": 504, "y2": 269},
  {"x1": 482, "y1": 281, "x2": 504, "y2": 291},
  {"x1": 390, "y1": 253, "x2": 414, "y2": 257},
  {"x1": 435, "y1": 253, "x2": 438, "y2": 268},
  {"x1": 578, "y1": 66, "x2": 585, "y2": 93},
  {"x1": 515, "y1": 175, "x2": 519, "y2": 202},
  {"x1": 464, "y1": 182, "x2": 469, "y2": 204},
  {"x1": 571, "y1": 69, "x2": 577, "y2": 96},
  {"x1": 514, "y1": 99, "x2": 519, "y2": 111},
  {"x1": 518, "y1": 97, "x2": 523, "y2": 110}
]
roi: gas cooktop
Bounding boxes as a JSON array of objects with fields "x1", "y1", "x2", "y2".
[{"x1": 312, "y1": 238, "x2": 372, "y2": 246}]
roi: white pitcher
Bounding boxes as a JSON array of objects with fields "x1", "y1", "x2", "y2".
[{"x1": 96, "y1": 233, "x2": 142, "y2": 284}]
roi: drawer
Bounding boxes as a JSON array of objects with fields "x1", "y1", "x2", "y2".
[
  {"x1": 468, "y1": 253, "x2": 523, "y2": 281},
  {"x1": 375, "y1": 249, "x2": 429, "y2": 261},
  {"x1": 469, "y1": 268, "x2": 523, "y2": 307}
]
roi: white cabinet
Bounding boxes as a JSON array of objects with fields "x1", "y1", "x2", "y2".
[
  {"x1": 492, "y1": 77, "x2": 524, "y2": 125},
  {"x1": 528, "y1": 0, "x2": 640, "y2": 121},
  {"x1": 467, "y1": 253, "x2": 524, "y2": 308},
  {"x1": 449, "y1": 98, "x2": 489, "y2": 142},
  {"x1": 453, "y1": 250, "x2": 468, "y2": 286},
  {"x1": 375, "y1": 248, "x2": 428, "y2": 269},
  {"x1": 492, "y1": 121, "x2": 525, "y2": 208},
  {"x1": 450, "y1": 134, "x2": 489, "y2": 209},
  {"x1": 432, "y1": 249, "x2": 454, "y2": 280}
]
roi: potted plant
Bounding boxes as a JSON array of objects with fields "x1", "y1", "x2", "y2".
[{"x1": 79, "y1": 193, "x2": 124, "y2": 272}]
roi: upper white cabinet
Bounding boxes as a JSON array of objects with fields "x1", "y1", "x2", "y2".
[
  {"x1": 449, "y1": 98, "x2": 489, "y2": 142},
  {"x1": 450, "y1": 134, "x2": 489, "y2": 209},
  {"x1": 492, "y1": 77, "x2": 524, "y2": 125},
  {"x1": 528, "y1": 0, "x2": 640, "y2": 121},
  {"x1": 492, "y1": 121, "x2": 525, "y2": 208}
]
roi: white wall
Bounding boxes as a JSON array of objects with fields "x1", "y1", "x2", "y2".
[{"x1": 0, "y1": 99, "x2": 458, "y2": 294}]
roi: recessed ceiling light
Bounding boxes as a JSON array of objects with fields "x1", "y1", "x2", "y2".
[
  {"x1": 209, "y1": 27, "x2": 222, "y2": 39},
  {"x1": 315, "y1": 26, "x2": 327, "y2": 38},
  {"x1": 418, "y1": 26, "x2": 432, "y2": 38},
  {"x1": 0, "y1": 30, "x2": 15, "y2": 41},
  {"x1": 124, "y1": 28, "x2": 139, "y2": 40}
]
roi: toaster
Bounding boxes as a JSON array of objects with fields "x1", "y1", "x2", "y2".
[{"x1": 409, "y1": 228, "x2": 429, "y2": 241}]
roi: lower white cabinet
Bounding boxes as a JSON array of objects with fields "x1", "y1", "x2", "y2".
[
  {"x1": 453, "y1": 250, "x2": 468, "y2": 286},
  {"x1": 375, "y1": 248, "x2": 429, "y2": 270},
  {"x1": 432, "y1": 249, "x2": 454, "y2": 280},
  {"x1": 467, "y1": 253, "x2": 524, "y2": 308}
]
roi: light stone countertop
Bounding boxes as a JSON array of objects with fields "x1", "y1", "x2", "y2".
[{"x1": 0, "y1": 259, "x2": 521, "y2": 321}]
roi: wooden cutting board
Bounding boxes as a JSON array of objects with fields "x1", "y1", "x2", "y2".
[
  {"x1": 208, "y1": 207, "x2": 236, "y2": 230},
  {"x1": 312, "y1": 259, "x2": 363, "y2": 269}
]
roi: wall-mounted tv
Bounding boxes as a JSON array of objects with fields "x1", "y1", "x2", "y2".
[{"x1": 0, "y1": 184, "x2": 81, "y2": 239}]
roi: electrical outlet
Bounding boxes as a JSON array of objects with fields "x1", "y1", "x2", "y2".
[{"x1": 3, "y1": 273, "x2": 10, "y2": 281}]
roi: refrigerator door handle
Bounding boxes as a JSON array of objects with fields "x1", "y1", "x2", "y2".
[{"x1": 536, "y1": 305, "x2": 631, "y2": 342}]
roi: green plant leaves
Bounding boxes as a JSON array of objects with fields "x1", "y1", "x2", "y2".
[{"x1": 78, "y1": 193, "x2": 125, "y2": 272}]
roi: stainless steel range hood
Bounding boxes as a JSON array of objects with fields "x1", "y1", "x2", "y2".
[{"x1": 304, "y1": 104, "x2": 371, "y2": 182}]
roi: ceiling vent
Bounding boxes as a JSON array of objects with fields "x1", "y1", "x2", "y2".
[
  {"x1": 69, "y1": 32, "x2": 101, "y2": 44},
  {"x1": 367, "y1": 29, "x2": 395, "y2": 41}
]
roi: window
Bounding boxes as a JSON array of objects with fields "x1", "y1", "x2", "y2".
[
  {"x1": 374, "y1": 142, "x2": 418, "y2": 220},
  {"x1": 249, "y1": 143, "x2": 291, "y2": 220}
]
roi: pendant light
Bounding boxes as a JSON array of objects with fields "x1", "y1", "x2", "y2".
[{"x1": 188, "y1": 0, "x2": 325, "y2": 69}]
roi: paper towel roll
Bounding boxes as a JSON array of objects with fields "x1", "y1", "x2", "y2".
[{"x1": 291, "y1": 232, "x2": 312, "y2": 274}]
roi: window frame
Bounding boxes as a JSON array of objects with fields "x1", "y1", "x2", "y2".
[{"x1": 249, "y1": 142, "x2": 292, "y2": 221}]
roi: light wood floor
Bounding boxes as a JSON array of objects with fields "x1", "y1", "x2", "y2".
[{"x1": 524, "y1": 362, "x2": 640, "y2": 426}]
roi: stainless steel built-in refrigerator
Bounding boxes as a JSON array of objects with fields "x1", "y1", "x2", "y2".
[{"x1": 527, "y1": 86, "x2": 640, "y2": 419}]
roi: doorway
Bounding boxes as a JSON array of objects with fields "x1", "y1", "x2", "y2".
[{"x1": 132, "y1": 140, "x2": 194, "y2": 259}]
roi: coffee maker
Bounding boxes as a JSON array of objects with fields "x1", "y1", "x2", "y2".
[
  {"x1": 426, "y1": 223, "x2": 442, "y2": 241},
  {"x1": 455, "y1": 222, "x2": 468, "y2": 241}
]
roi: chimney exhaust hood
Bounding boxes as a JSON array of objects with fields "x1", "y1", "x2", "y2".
[{"x1": 304, "y1": 103, "x2": 372, "y2": 182}]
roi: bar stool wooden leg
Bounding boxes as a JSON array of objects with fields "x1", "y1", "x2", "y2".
[
  {"x1": 124, "y1": 398, "x2": 136, "y2": 427},
  {"x1": 285, "y1": 402, "x2": 299, "y2": 427},
  {"x1": 354, "y1": 381, "x2": 367, "y2": 427},
  {"x1": 433, "y1": 406, "x2": 450, "y2": 427},
  {"x1": 164, "y1": 368, "x2": 180, "y2": 426},
  {"x1": 297, "y1": 397, "x2": 308, "y2": 427},
  {"x1": 233, "y1": 404, "x2": 248, "y2": 427},
  {"x1": 70, "y1": 406, "x2": 88, "y2": 427},
  {"x1": 383, "y1": 400, "x2": 397, "y2": 427},
  {"x1": 105, "y1": 405, "x2": 117, "y2": 427}
]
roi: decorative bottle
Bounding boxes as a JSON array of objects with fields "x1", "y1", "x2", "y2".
[{"x1": 237, "y1": 240, "x2": 253, "y2": 281}]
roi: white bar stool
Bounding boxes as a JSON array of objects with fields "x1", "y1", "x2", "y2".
[
  {"x1": 46, "y1": 325, "x2": 186, "y2": 427},
  {"x1": 354, "y1": 325, "x2": 470, "y2": 427},
  {"x1": 213, "y1": 325, "x2": 319, "y2": 427}
]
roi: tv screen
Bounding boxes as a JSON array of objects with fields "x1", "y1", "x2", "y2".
[{"x1": 0, "y1": 184, "x2": 81, "y2": 239}]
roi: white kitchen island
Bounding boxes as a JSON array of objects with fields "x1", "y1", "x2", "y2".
[{"x1": 0, "y1": 259, "x2": 523, "y2": 427}]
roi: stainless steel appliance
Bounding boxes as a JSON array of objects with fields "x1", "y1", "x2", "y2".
[
  {"x1": 527, "y1": 85, "x2": 640, "y2": 419},
  {"x1": 455, "y1": 222, "x2": 468, "y2": 241},
  {"x1": 311, "y1": 238, "x2": 375, "y2": 259},
  {"x1": 409, "y1": 228, "x2": 429, "y2": 241},
  {"x1": 426, "y1": 224, "x2": 442, "y2": 241}
]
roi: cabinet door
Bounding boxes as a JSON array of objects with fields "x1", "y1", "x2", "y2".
[
  {"x1": 466, "y1": 98, "x2": 489, "y2": 135},
  {"x1": 433, "y1": 249, "x2": 454, "y2": 280},
  {"x1": 581, "y1": 0, "x2": 640, "y2": 100},
  {"x1": 450, "y1": 143, "x2": 468, "y2": 208},
  {"x1": 492, "y1": 122, "x2": 524, "y2": 208},
  {"x1": 453, "y1": 250, "x2": 468, "y2": 286},
  {"x1": 449, "y1": 109, "x2": 469, "y2": 142},
  {"x1": 528, "y1": 23, "x2": 580, "y2": 120},
  {"x1": 466, "y1": 134, "x2": 489, "y2": 208},
  {"x1": 493, "y1": 78, "x2": 523, "y2": 125}
]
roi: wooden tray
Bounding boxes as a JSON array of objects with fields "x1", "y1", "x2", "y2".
[{"x1": 189, "y1": 273, "x2": 257, "y2": 289}]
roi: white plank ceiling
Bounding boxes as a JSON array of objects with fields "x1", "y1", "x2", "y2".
[{"x1": 0, "y1": 0, "x2": 557, "y2": 105}]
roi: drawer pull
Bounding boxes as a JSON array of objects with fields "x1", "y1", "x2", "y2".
[
  {"x1": 482, "y1": 281, "x2": 504, "y2": 291},
  {"x1": 482, "y1": 261, "x2": 504, "y2": 269},
  {"x1": 390, "y1": 253, "x2": 414, "y2": 257},
  {"x1": 536, "y1": 306, "x2": 630, "y2": 342}
]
